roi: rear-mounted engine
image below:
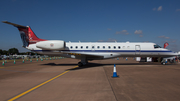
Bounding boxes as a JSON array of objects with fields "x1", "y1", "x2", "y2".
[{"x1": 36, "y1": 40, "x2": 66, "y2": 50}]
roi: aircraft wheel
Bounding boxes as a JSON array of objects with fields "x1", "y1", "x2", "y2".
[
  {"x1": 161, "y1": 62, "x2": 166, "y2": 65},
  {"x1": 78, "y1": 62, "x2": 83, "y2": 67}
]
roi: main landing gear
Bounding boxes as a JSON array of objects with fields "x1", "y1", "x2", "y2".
[
  {"x1": 78, "y1": 62, "x2": 84, "y2": 67},
  {"x1": 78, "y1": 58, "x2": 88, "y2": 67}
]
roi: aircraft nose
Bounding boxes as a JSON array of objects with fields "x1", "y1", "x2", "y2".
[{"x1": 174, "y1": 52, "x2": 178, "y2": 56}]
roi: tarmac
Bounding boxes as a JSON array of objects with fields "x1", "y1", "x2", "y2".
[{"x1": 0, "y1": 58, "x2": 180, "y2": 101}]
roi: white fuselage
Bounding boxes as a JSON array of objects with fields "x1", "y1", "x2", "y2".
[
  {"x1": 3, "y1": 21, "x2": 177, "y2": 66},
  {"x1": 26, "y1": 41, "x2": 177, "y2": 60}
]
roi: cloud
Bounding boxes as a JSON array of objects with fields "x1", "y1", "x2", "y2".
[
  {"x1": 107, "y1": 28, "x2": 112, "y2": 30},
  {"x1": 157, "y1": 6, "x2": 162, "y2": 11},
  {"x1": 116, "y1": 30, "x2": 129, "y2": 35},
  {"x1": 176, "y1": 9, "x2": 180, "y2": 11},
  {"x1": 107, "y1": 38, "x2": 117, "y2": 42},
  {"x1": 122, "y1": 30, "x2": 127, "y2": 32},
  {"x1": 134, "y1": 30, "x2": 143, "y2": 34},
  {"x1": 153, "y1": 6, "x2": 162, "y2": 11},
  {"x1": 97, "y1": 38, "x2": 117, "y2": 42},
  {"x1": 153, "y1": 8, "x2": 156, "y2": 11},
  {"x1": 170, "y1": 39, "x2": 177, "y2": 43},
  {"x1": 166, "y1": 39, "x2": 177, "y2": 43},
  {"x1": 158, "y1": 35, "x2": 170, "y2": 39},
  {"x1": 134, "y1": 30, "x2": 143, "y2": 37}
]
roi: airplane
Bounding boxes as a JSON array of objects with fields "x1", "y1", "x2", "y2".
[{"x1": 2, "y1": 21, "x2": 178, "y2": 66}]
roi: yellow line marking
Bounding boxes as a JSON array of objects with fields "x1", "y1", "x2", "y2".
[
  {"x1": 8, "y1": 66, "x2": 78, "y2": 101},
  {"x1": 73, "y1": 65, "x2": 79, "y2": 68}
]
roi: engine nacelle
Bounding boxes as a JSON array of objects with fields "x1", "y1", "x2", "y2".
[{"x1": 36, "y1": 40, "x2": 66, "y2": 50}]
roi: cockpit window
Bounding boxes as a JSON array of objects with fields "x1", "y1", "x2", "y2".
[{"x1": 154, "y1": 44, "x2": 161, "y2": 48}]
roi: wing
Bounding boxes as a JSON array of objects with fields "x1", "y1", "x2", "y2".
[{"x1": 61, "y1": 50, "x2": 104, "y2": 60}]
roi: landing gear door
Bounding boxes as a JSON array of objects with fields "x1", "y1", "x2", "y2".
[{"x1": 135, "y1": 45, "x2": 141, "y2": 55}]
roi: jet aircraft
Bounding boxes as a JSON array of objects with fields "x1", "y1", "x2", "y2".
[{"x1": 2, "y1": 21, "x2": 178, "y2": 66}]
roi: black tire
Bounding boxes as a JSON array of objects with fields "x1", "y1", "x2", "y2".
[{"x1": 78, "y1": 62, "x2": 83, "y2": 67}]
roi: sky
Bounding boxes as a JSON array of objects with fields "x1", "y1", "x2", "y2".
[{"x1": 0, "y1": 0, "x2": 180, "y2": 52}]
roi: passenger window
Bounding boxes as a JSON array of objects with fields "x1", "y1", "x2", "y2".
[
  {"x1": 76, "y1": 46, "x2": 78, "y2": 49},
  {"x1": 97, "y1": 46, "x2": 100, "y2": 49},
  {"x1": 92, "y1": 46, "x2": 94, "y2": 49},
  {"x1": 81, "y1": 46, "x2": 83, "y2": 49},
  {"x1": 103, "y1": 46, "x2": 105, "y2": 49},
  {"x1": 70, "y1": 46, "x2": 73, "y2": 49},
  {"x1": 108, "y1": 46, "x2": 111, "y2": 49},
  {"x1": 114, "y1": 46, "x2": 116, "y2": 49},
  {"x1": 86, "y1": 46, "x2": 88, "y2": 49},
  {"x1": 118, "y1": 46, "x2": 121, "y2": 49}
]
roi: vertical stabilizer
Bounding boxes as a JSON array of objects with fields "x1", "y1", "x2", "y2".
[{"x1": 2, "y1": 21, "x2": 46, "y2": 47}]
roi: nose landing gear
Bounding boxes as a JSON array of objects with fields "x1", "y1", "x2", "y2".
[{"x1": 161, "y1": 59, "x2": 167, "y2": 65}]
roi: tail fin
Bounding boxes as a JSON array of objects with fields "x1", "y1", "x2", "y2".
[{"x1": 2, "y1": 21, "x2": 46, "y2": 47}]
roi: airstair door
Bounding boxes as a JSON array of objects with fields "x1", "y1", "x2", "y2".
[{"x1": 135, "y1": 45, "x2": 141, "y2": 55}]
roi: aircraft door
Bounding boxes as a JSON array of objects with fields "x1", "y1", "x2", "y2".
[{"x1": 135, "y1": 45, "x2": 141, "y2": 55}]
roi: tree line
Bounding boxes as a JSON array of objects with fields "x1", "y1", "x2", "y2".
[{"x1": 0, "y1": 48, "x2": 36, "y2": 55}]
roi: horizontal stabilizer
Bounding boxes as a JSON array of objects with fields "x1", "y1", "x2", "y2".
[{"x1": 2, "y1": 21, "x2": 27, "y2": 28}]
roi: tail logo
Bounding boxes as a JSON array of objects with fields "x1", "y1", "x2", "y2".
[
  {"x1": 20, "y1": 31, "x2": 29, "y2": 47},
  {"x1": 28, "y1": 32, "x2": 33, "y2": 40}
]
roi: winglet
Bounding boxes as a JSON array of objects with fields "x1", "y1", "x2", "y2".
[{"x1": 2, "y1": 21, "x2": 27, "y2": 28}]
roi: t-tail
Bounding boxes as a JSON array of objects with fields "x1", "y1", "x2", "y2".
[{"x1": 2, "y1": 21, "x2": 46, "y2": 47}]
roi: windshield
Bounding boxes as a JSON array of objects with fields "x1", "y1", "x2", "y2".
[{"x1": 154, "y1": 44, "x2": 162, "y2": 48}]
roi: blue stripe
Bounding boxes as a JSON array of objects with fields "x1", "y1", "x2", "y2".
[{"x1": 33, "y1": 50, "x2": 173, "y2": 53}]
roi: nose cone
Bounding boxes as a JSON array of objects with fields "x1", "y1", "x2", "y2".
[
  {"x1": 174, "y1": 52, "x2": 179, "y2": 56},
  {"x1": 169, "y1": 51, "x2": 178, "y2": 56},
  {"x1": 178, "y1": 52, "x2": 180, "y2": 55},
  {"x1": 162, "y1": 48, "x2": 178, "y2": 56},
  {"x1": 169, "y1": 52, "x2": 178, "y2": 56}
]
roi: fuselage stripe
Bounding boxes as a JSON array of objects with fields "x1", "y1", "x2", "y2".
[{"x1": 32, "y1": 50, "x2": 173, "y2": 53}]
